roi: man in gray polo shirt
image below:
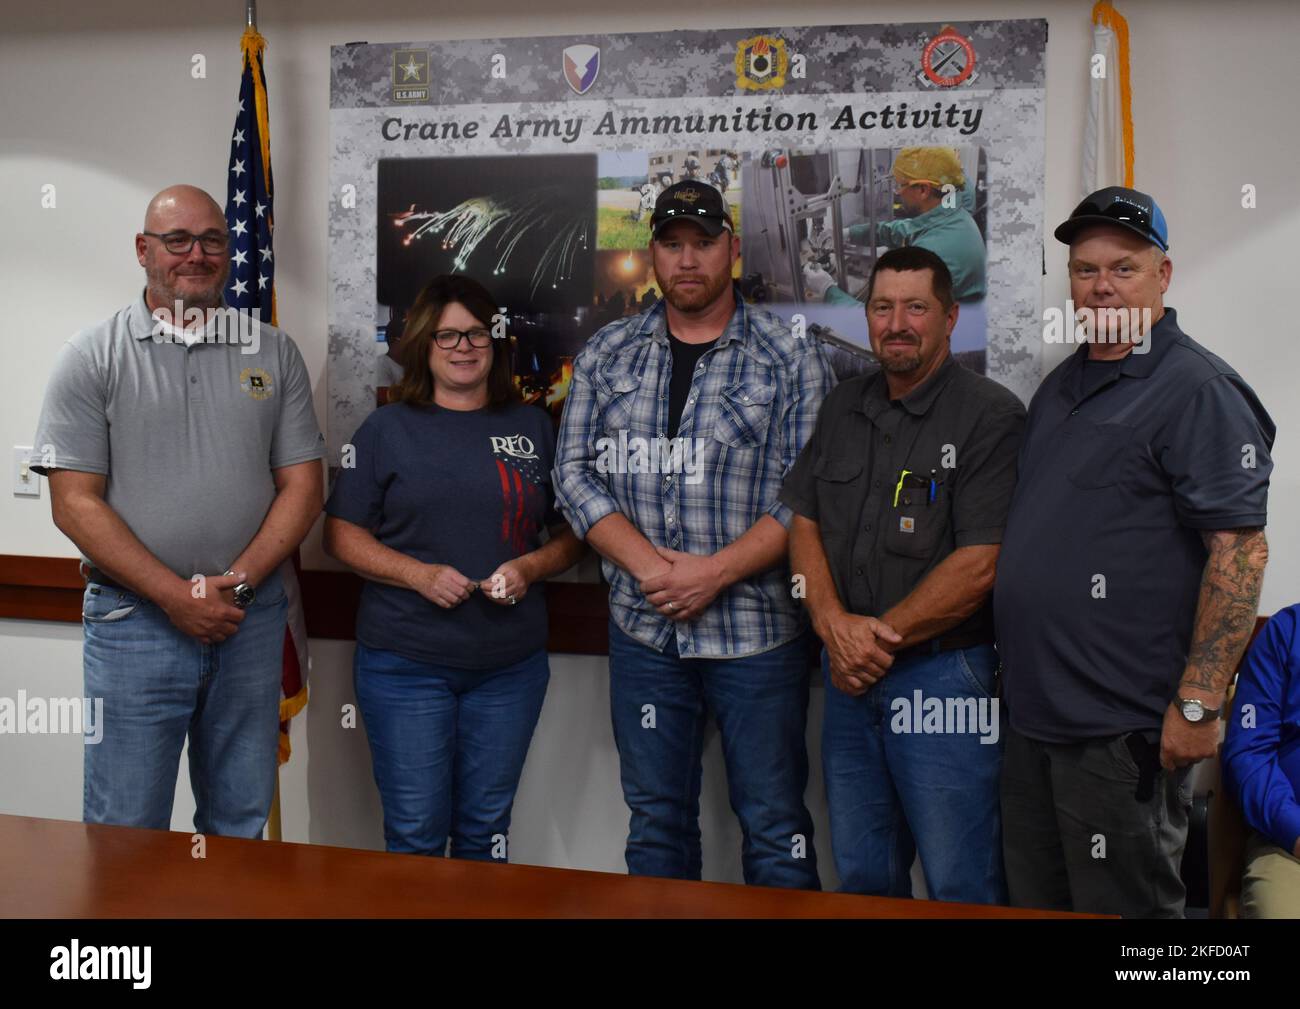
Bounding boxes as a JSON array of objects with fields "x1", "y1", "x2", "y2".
[
  {"x1": 30, "y1": 184, "x2": 325, "y2": 838},
  {"x1": 995, "y1": 187, "x2": 1275, "y2": 916}
]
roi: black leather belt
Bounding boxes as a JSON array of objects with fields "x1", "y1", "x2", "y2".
[
  {"x1": 893, "y1": 631, "x2": 993, "y2": 664},
  {"x1": 82, "y1": 565, "x2": 130, "y2": 593}
]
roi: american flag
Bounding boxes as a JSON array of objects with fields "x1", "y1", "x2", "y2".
[
  {"x1": 225, "y1": 27, "x2": 275, "y2": 324},
  {"x1": 225, "y1": 26, "x2": 308, "y2": 770}
]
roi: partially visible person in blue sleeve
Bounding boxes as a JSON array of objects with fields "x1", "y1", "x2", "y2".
[{"x1": 1222, "y1": 603, "x2": 1300, "y2": 917}]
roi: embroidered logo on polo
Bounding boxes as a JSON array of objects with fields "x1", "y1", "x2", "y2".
[{"x1": 239, "y1": 367, "x2": 274, "y2": 401}]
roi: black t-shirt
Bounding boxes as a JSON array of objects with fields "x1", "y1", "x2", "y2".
[
  {"x1": 995, "y1": 309, "x2": 1276, "y2": 743},
  {"x1": 325, "y1": 400, "x2": 556, "y2": 669},
  {"x1": 666, "y1": 330, "x2": 717, "y2": 437}
]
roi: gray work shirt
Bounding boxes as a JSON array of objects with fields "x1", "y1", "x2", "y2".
[
  {"x1": 995, "y1": 308, "x2": 1276, "y2": 743},
  {"x1": 31, "y1": 294, "x2": 325, "y2": 578},
  {"x1": 779, "y1": 355, "x2": 1026, "y2": 643}
]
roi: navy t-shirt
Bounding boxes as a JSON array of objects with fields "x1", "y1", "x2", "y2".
[{"x1": 325, "y1": 400, "x2": 556, "y2": 669}]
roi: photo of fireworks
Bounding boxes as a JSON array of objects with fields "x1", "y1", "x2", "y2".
[
  {"x1": 375, "y1": 154, "x2": 599, "y2": 416},
  {"x1": 377, "y1": 154, "x2": 596, "y2": 312}
]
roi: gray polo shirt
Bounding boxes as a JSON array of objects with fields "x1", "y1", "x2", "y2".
[
  {"x1": 31, "y1": 294, "x2": 325, "y2": 578},
  {"x1": 779, "y1": 355, "x2": 1026, "y2": 643},
  {"x1": 995, "y1": 308, "x2": 1276, "y2": 743}
]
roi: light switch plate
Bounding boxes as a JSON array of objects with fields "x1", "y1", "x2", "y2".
[{"x1": 13, "y1": 446, "x2": 40, "y2": 498}]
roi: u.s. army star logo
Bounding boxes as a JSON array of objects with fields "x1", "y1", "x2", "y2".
[{"x1": 239, "y1": 367, "x2": 274, "y2": 401}]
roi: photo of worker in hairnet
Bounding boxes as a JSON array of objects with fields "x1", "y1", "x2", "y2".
[{"x1": 740, "y1": 145, "x2": 988, "y2": 377}]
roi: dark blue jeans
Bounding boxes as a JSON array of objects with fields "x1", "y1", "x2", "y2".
[
  {"x1": 608, "y1": 621, "x2": 820, "y2": 890},
  {"x1": 822, "y1": 643, "x2": 1006, "y2": 904},
  {"x1": 353, "y1": 642, "x2": 549, "y2": 860}
]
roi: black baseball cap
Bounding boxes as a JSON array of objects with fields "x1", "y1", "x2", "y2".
[
  {"x1": 650, "y1": 182, "x2": 734, "y2": 238},
  {"x1": 1053, "y1": 186, "x2": 1169, "y2": 252}
]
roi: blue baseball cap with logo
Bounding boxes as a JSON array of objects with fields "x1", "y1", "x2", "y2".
[{"x1": 1054, "y1": 186, "x2": 1169, "y2": 252}]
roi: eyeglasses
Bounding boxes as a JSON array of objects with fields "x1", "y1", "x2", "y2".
[
  {"x1": 433, "y1": 328, "x2": 492, "y2": 349},
  {"x1": 142, "y1": 230, "x2": 229, "y2": 255}
]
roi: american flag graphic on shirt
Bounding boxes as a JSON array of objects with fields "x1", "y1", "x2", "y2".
[{"x1": 491, "y1": 437, "x2": 547, "y2": 555}]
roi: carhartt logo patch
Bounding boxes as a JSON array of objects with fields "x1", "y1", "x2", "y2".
[{"x1": 899, "y1": 515, "x2": 915, "y2": 533}]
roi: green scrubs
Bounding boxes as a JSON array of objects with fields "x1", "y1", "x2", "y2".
[{"x1": 833, "y1": 193, "x2": 986, "y2": 303}]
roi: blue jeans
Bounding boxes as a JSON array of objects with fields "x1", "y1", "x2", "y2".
[
  {"x1": 82, "y1": 567, "x2": 286, "y2": 838},
  {"x1": 608, "y1": 621, "x2": 820, "y2": 890},
  {"x1": 353, "y1": 642, "x2": 549, "y2": 859},
  {"x1": 822, "y1": 643, "x2": 1006, "y2": 903}
]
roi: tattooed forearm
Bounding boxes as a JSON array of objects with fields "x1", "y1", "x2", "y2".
[{"x1": 1181, "y1": 528, "x2": 1268, "y2": 693}]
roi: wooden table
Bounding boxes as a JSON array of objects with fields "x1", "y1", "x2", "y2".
[{"x1": 0, "y1": 815, "x2": 1089, "y2": 918}]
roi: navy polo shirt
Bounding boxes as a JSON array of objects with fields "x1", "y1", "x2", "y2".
[{"x1": 995, "y1": 308, "x2": 1276, "y2": 743}]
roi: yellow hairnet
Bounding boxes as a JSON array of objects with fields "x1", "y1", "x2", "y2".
[{"x1": 893, "y1": 147, "x2": 966, "y2": 189}]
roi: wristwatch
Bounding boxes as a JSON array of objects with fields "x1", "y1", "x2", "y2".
[
  {"x1": 1174, "y1": 695, "x2": 1223, "y2": 724},
  {"x1": 223, "y1": 569, "x2": 256, "y2": 609}
]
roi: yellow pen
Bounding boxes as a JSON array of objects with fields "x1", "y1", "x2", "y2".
[{"x1": 893, "y1": 469, "x2": 913, "y2": 508}]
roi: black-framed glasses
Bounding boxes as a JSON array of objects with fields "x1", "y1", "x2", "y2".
[
  {"x1": 142, "y1": 230, "x2": 229, "y2": 255},
  {"x1": 433, "y1": 328, "x2": 492, "y2": 349}
]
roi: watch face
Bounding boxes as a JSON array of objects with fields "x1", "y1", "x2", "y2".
[{"x1": 1181, "y1": 700, "x2": 1204, "y2": 722}]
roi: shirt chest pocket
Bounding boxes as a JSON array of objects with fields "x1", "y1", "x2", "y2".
[
  {"x1": 594, "y1": 369, "x2": 642, "y2": 435},
  {"x1": 884, "y1": 480, "x2": 951, "y2": 560},
  {"x1": 813, "y1": 456, "x2": 864, "y2": 538},
  {"x1": 713, "y1": 382, "x2": 776, "y2": 449},
  {"x1": 1067, "y1": 422, "x2": 1139, "y2": 489}
]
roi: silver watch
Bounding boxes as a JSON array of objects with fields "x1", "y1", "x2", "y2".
[
  {"x1": 223, "y1": 569, "x2": 256, "y2": 609},
  {"x1": 1175, "y1": 696, "x2": 1223, "y2": 723}
]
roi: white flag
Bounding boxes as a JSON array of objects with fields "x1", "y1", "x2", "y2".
[{"x1": 1082, "y1": 2, "x2": 1133, "y2": 196}]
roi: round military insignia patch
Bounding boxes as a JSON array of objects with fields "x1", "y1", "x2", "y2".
[
  {"x1": 239, "y1": 367, "x2": 274, "y2": 401},
  {"x1": 920, "y1": 26, "x2": 977, "y2": 88}
]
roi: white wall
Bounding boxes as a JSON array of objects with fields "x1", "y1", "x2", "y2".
[{"x1": 1, "y1": 0, "x2": 1296, "y2": 885}]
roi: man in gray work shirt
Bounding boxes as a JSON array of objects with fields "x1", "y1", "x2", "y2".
[
  {"x1": 31, "y1": 185, "x2": 325, "y2": 838},
  {"x1": 782, "y1": 247, "x2": 1025, "y2": 903}
]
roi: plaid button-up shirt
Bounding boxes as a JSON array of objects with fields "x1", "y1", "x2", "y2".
[{"x1": 553, "y1": 288, "x2": 834, "y2": 658}]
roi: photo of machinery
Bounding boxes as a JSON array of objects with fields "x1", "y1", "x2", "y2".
[{"x1": 740, "y1": 146, "x2": 989, "y2": 375}]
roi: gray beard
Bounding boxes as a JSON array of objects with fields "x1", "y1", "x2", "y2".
[{"x1": 146, "y1": 267, "x2": 227, "y2": 314}]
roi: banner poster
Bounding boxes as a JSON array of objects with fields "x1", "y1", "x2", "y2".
[{"x1": 327, "y1": 19, "x2": 1046, "y2": 459}]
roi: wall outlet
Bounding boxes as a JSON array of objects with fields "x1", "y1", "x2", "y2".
[{"x1": 13, "y1": 446, "x2": 40, "y2": 498}]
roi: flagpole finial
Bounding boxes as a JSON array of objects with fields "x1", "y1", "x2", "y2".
[{"x1": 246, "y1": 0, "x2": 257, "y2": 28}]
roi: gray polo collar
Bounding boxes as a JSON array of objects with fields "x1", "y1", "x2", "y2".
[{"x1": 128, "y1": 291, "x2": 234, "y2": 341}]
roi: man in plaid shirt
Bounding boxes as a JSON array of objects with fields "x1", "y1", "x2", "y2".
[{"x1": 554, "y1": 182, "x2": 833, "y2": 888}]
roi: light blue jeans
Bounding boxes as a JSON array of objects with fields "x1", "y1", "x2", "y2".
[
  {"x1": 822, "y1": 643, "x2": 1006, "y2": 904},
  {"x1": 81, "y1": 568, "x2": 286, "y2": 838}
]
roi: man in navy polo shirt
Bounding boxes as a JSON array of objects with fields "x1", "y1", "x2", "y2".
[{"x1": 995, "y1": 187, "x2": 1275, "y2": 917}]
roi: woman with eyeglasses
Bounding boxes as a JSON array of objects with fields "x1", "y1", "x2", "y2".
[{"x1": 324, "y1": 273, "x2": 583, "y2": 861}]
